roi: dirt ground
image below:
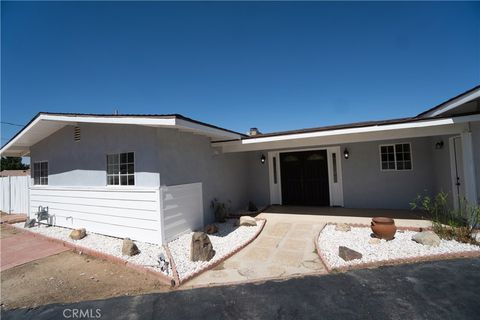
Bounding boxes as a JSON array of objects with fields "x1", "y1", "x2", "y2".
[
  {"x1": 0, "y1": 225, "x2": 23, "y2": 239},
  {"x1": 1, "y1": 225, "x2": 171, "y2": 310}
]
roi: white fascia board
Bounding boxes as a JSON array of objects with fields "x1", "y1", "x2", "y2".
[
  {"x1": 41, "y1": 114, "x2": 177, "y2": 126},
  {"x1": 241, "y1": 115, "x2": 480, "y2": 145},
  {"x1": 0, "y1": 116, "x2": 42, "y2": 156},
  {"x1": 174, "y1": 118, "x2": 242, "y2": 140},
  {"x1": 43, "y1": 115, "x2": 241, "y2": 139},
  {"x1": 212, "y1": 114, "x2": 480, "y2": 152},
  {"x1": 423, "y1": 88, "x2": 480, "y2": 117}
]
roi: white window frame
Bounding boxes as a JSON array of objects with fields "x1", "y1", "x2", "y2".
[
  {"x1": 379, "y1": 142, "x2": 413, "y2": 172},
  {"x1": 106, "y1": 152, "x2": 135, "y2": 186},
  {"x1": 33, "y1": 160, "x2": 49, "y2": 185}
]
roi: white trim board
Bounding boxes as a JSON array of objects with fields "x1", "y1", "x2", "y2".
[
  {"x1": 421, "y1": 88, "x2": 480, "y2": 118},
  {"x1": 1, "y1": 114, "x2": 243, "y2": 156},
  {"x1": 213, "y1": 114, "x2": 480, "y2": 153}
]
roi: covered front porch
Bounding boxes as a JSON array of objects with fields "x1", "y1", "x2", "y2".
[{"x1": 215, "y1": 113, "x2": 479, "y2": 213}]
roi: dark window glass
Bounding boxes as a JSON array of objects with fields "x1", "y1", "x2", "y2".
[
  {"x1": 33, "y1": 161, "x2": 48, "y2": 185},
  {"x1": 273, "y1": 156, "x2": 277, "y2": 184},
  {"x1": 106, "y1": 152, "x2": 134, "y2": 185},
  {"x1": 380, "y1": 143, "x2": 412, "y2": 171}
]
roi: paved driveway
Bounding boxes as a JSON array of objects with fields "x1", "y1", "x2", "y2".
[
  {"x1": 0, "y1": 225, "x2": 68, "y2": 271},
  {"x1": 4, "y1": 258, "x2": 480, "y2": 319}
]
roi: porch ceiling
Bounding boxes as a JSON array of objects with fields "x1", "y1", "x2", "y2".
[{"x1": 213, "y1": 114, "x2": 479, "y2": 153}]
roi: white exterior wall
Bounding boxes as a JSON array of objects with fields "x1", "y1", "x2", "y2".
[
  {"x1": 156, "y1": 128, "x2": 251, "y2": 222},
  {"x1": 30, "y1": 124, "x2": 161, "y2": 187},
  {"x1": 0, "y1": 176, "x2": 30, "y2": 214},
  {"x1": 469, "y1": 121, "x2": 480, "y2": 203}
]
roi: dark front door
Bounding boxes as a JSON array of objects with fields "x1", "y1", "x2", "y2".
[{"x1": 280, "y1": 150, "x2": 330, "y2": 206}]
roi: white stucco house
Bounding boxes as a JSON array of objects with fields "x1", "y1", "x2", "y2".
[{"x1": 1, "y1": 85, "x2": 479, "y2": 244}]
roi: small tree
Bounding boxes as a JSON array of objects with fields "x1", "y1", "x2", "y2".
[{"x1": 0, "y1": 157, "x2": 29, "y2": 170}]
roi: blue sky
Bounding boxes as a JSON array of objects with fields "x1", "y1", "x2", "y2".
[{"x1": 1, "y1": 1, "x2": 479, "y2": 143}]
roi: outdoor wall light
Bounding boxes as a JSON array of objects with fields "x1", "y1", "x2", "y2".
[
  {"x1": 343, "y1": 148, "x2": 350, "y2": 159},
  {"x1": 260, "y1": 154, "x2": 266, "y2": 164},
  {"x1": 435, "y1": 140, "x2": 444, "y2": 150}
]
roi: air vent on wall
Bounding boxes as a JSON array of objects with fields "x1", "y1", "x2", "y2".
[{"x1": 74, "y1": 126, "x2": 81, "y2": 141}]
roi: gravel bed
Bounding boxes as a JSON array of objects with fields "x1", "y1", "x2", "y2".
[
  {"x1": 318, "y1": 224, "x2": 480, "y2": 269},
  {"x1": 13, "y1": 223, "x2": 172, "y2": 276},
  {"x1": 168, "y1": 219, "x2": 264, "y2": 280}
]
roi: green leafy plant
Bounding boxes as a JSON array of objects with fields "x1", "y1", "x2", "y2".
[
  {"x1": 210, "y1": 198, "x2": 230, "y2": 223},
  {"x1": 411, "y1": 192, "x2": 479, "y2": 244}
]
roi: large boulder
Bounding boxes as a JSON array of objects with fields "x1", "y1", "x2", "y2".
[
  {"x1": 191, "y1": 232, "x2": 215, "y2": 262},
  {"x1": 412, "y1": 231, "x2": 441, "y2": 247},
  {"x1": 122, "y1": 238, "x2": 140, "y2": 256},
  {"x1": 69, "y1": 228, "x2": 86, "y2": 240},
  {"x1": 204, "y1": 224, "x2": 219, "y2": 235},
  {"x1": 338, "y1": 246, "x2": 362, "y2": 261},
  {"x1": 239, "y1": 216, "x2": 257, "y2": 227}
]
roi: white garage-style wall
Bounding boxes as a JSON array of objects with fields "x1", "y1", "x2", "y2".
[{"x1": 29, "y1": 182, "x2": 204, "y2": 245}]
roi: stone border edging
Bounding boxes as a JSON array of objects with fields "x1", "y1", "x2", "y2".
[
  {"x1": 315, "y1": 222, "x2": 480, "y2": 273},
  {"x1": 178, "y1": 218, "x2": 267, "y2": 285},
  {"x1": 3, "y1": 223, "x2": 176, "y2": 287},
  {"x1": 163, "y1": 244, "x2": 181, "y2": 287}
]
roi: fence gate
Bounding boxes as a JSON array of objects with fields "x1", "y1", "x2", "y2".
[{"x1": 0, "y1": 176, "x2": 30, "y2": 214}]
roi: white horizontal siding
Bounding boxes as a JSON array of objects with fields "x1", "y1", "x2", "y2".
[
  {"x1": 161, "y1": 182, "x2": 203, "y2": 242},
  {"x1": 0, "y1": 176, "x2": 30, "y2": 214},
  {"x1": 30, "y1": 186, "x2": 162, "y2": 244}
]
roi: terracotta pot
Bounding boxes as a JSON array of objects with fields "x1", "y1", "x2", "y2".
[{"x1": 371, "y1": 217, "x2": 397, "y2": 240}]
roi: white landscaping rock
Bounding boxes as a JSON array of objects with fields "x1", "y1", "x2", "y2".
[
  {"x1": 412, "y1": 231, "x2": 441, "y2": 247},
  {"x1": 168, "y1": 219, "x2": 264, "y2": 280},
  {"x1": 13, "y1": 223, "x2": 171, "y2": 276},
  {"x1": 318, "y1": 224, "x2": 480, "y2": 269},
  {"x1": 239, "y1": 216, "x2": 257, "y2": 226}
]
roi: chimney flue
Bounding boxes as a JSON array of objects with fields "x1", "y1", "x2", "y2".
[{"x1": 249, "y1": 128, "x2": 261, "y2": 136}]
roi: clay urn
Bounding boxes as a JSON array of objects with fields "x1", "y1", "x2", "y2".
[{"x1": 371, "y1": 217, "x2": 397, "y2": 240}]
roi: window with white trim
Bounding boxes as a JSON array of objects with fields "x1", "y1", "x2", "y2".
[
  {"x1": 106, "y1": 152, "x2": 135, "y2": 185},
  {"x1": 380, "y1": 143, "x2": 412, "y2": 171},
  {"x1": 33, "y1": 161, "x2": 48, "y2": 185}
]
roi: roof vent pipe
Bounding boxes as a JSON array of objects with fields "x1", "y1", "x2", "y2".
[{"x1": 249, "y1": 128, "x2": 261, "y2": 136}]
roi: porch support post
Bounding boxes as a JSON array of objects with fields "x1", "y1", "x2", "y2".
[{"x1": 461, "y1": 131, "x2": 478, "y2": 206}]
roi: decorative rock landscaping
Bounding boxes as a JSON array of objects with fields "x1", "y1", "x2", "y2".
[
  {"x1": 318, "y1": 224, "x2": 480, "y2": 270},
  {"x1": 12, "y1": 218, "x2": 265, "y2": 283},
  {"x1": 168, "y1": 218, "x2": 265, "y2": 281},
  {"x1": 13, "y1": 223, "x2": 172, "y2": 276}
]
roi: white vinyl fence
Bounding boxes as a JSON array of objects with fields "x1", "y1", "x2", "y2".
[
  {"x1": 0, "y1": 176, "x2": 30, "y2": 214},
  {"x1": 161, "y1": 182, "x2": 203, "y2": 243},
  {"x1": 30, "y1": 186, "x2": 163, "y2": 244},
  {"x1": 28, "y1": 182, "x2": 204, "y2": 244}
]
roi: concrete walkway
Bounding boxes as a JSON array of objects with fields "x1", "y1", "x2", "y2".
[
  {"x1": 185, "y1": 212, "x2": 432, "y2": 287},
  {"x1": 0, "y1": 226, "x2": 68, "y2": 271}
]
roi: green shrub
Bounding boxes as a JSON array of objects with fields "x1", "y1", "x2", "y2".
[{"x1": 411, "y1": 192, "x2": 479, "y2": 244}]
